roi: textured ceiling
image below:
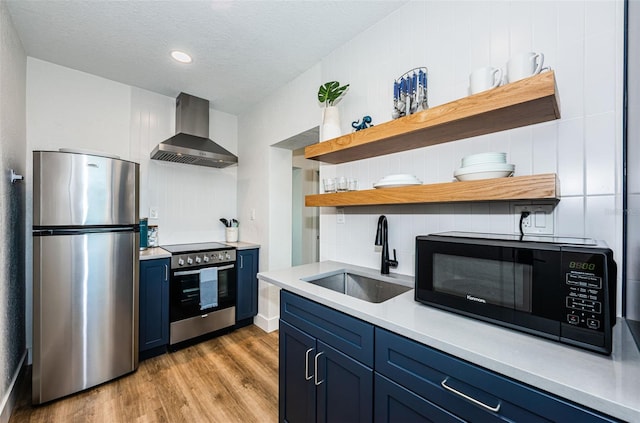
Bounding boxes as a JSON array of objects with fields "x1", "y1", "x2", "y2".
[{"x1": 6, "y1": 0, "x2": 407, "y2": 115}]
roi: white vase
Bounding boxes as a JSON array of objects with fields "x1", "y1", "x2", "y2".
[
  {"x1": 225, "y1": 227, "x2": 238, "y2": 243},
  {"x1": 321, "y1": 106, "x2": 341, "y2": 141}
]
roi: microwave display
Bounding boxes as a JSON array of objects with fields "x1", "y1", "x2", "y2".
[{"x1": 433, "y1": 253, "x2": 532, "y2": 312}]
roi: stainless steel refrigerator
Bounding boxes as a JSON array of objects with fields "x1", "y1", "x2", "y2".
[{"x1": 32, "y1": 150, "x2": 140, "y2": 404}]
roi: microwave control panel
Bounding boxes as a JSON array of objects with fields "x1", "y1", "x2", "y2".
[{"x1": 562, "y1": 252, "x2": 606, "y2": 332}]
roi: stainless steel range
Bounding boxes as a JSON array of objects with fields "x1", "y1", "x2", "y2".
[{"x1": 162, "y1": 242, "x2": 236, "y2": 346}]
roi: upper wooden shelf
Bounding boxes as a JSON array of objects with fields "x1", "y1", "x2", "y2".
[
  {"x1": 305, "y1": 174, "x2": 559, "y2": 207},
  {"x1": 305, "y1": 71, "x2": 560, "y2": 164}
]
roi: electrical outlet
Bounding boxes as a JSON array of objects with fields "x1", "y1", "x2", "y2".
[
  {"x1": 336, "y1": 207, "x2": 345, "y2": 224},
  {"x1": 513, "y1": 204, "x2": 554, "y2": 235},
  {"x1": 149, "y1": 207, "x2": 159, "y2": 219}
]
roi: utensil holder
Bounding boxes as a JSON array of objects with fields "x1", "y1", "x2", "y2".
[{"x1": 225, "y1": 227, "x2": 238, "y2": 243}]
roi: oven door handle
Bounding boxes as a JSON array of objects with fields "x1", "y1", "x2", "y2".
[
  {"x1": 174, "y1": 269, "x2": 201, "y2": 276},
  {"x1": 173, "y1": 264, "x2": 235, "y2": 276},
  {"x1": 217, "y1": 264, "x2": 235, "y2": 271}
]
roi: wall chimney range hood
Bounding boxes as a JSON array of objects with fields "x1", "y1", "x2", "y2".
[{"x1": 151, "y1": 93, "x2": 238, "y2": 168}]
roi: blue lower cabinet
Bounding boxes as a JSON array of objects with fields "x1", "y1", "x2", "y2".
[
  {"x1": 139, "y1": 258, "x2": 170, "y2": 358},
  {"x1": 279, "y1": 290, "x2": 619, "y2": 423},
  {"x1": 280, "y1": 321, "x2": 316, "y2": 423},
  {"x1": 236, "y1": 248, "x2": 259, "y2": 325},
  {"x1": 375, "y1": 327, "x2": 620, "y2": 423},
  {"x1": 316, "y1": 340, "x2": 373, "y2": 423},
  {"x1": 279, "y1": 291, "x2": 374, "y2": 423},
  {"x1": 374, "y1": 373, "x2": 464, "y2": 423}
]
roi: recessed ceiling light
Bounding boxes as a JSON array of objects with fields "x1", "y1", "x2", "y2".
[{"x1": 171, "y1": 50, "x2": 192, "y2": 64}]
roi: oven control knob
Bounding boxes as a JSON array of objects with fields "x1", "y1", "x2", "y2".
[
  {"x1": 187, "y1": 257, "x2": 193, "y2": 265},
  {"x1": 225, "y1": 252, "x2": 231, "y2": 260},
  {"x1": 178, "y1": 258, "x2": 185, "y2": 266},
  {"x1": 195, "y1": 256, "x2": 202, "y2": 264},
  {"x1": 203, "y1": 256, "x2": 210, "y2": 263}
]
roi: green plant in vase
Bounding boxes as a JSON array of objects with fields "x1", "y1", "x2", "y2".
[{"x1": 318, "y1": 81, "x2": 349, "y2": 140}]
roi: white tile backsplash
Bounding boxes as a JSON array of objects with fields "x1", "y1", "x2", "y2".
[
  {"x1": 532, "y1": 123, "x2": 558, "y2": 175},
  {"x1": 585, "y1": 112, "x2": 616, "y2": 195},
  {"x1": 585, "y1": 29, "x2": 617, "y2": 116},
  {"x1": 557, "y1": 118, "x2": 585, "y2": 196},
  {"x1": 555, "y1": 195, "x2": 585, "y2": 237}
]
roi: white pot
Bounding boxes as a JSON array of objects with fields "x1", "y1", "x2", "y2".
[{"x1": 321, "y1": 106, "x2": 341, "y2": 141}]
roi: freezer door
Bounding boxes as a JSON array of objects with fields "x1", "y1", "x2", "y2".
[
  {"x1": 33, "y1": 151, "x2": 139, "y2": 226},
  {"x1": 32, "y1": 230, "x2": 139, "y2": 404}
]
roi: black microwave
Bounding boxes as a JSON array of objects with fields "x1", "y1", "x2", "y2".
[{"x1": 415, "y1": 232, "x2": 617, "y2": 355}]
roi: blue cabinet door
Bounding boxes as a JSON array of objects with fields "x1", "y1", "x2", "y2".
[
  {"x1": 236, "y1": 249, "x2": 258, "y2": 321},
  {"x1": 316, "y1": 340, "x2": 373, "y2": 423},
  {"x1": 280, "y1": 320, "x2": 316, "y2": 423},
  {"x1": 139, "y1": 258, "x2": 169, "y2": 352}
]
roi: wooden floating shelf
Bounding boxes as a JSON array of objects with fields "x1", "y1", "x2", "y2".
[
  {"x1": 305, "y1": 174, "x2": 559, "y2": 207},
  {"x1": 305, "y1": 71, "x2": 560, "y2": 164}
]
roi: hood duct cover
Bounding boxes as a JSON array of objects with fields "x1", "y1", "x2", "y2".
[{"x1": 151, "y1": 93, "x2": 238, "y2": 168}]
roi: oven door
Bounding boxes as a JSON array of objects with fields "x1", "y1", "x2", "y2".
[
  {"x1": 415, "y1": 235, "x2": 562, "y2": 337},
  {"x1": 170, "y1": 263, "x2": 236, "y2": 322}
]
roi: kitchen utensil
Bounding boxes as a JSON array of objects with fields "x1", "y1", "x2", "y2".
[
  {"x1": 393, "y1": 67, "x2": 428, "y2": 119},
  {"x1": 220, "y1": 218, "x2": 230, "y2": 227},
  {"x1": 231, "y1": 218, "x2": 239, "y2": 227}
]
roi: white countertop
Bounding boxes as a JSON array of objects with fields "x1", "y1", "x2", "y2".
[
  {"x1": 258, "y1": 261, "x2": 640, "y2": 422},
  {"x1": 224, "y1": 241, "x2": 260, "y2": 250},
  {"x1": 139, "y1": 247, "x2": 171, "y2": 260}
]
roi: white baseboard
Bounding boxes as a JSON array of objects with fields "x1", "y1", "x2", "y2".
[
  {"x1": 253, "y1": 313, "x2": 279, "y2": 333},
  {"x1": 0, "y1": 350, "x2": 27, "y2": 423}
]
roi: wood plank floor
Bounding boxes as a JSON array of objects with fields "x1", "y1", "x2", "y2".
[{"x1": 10, "y1": 325, "x2": 279, "y2": 423}]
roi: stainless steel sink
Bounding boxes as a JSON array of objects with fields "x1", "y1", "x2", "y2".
[{"x1": 301, "y1": 270, "x2": 412, "y2": 303}]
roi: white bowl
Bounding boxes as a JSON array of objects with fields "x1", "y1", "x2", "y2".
[
  {"x1": 454, "y1": 163, "x2": 514, "y2": 174},
  {"x1": 454, "y1": 170, "x2": 514, "y2": 181},
  {"x1": 454, "y1": 163, "x2": 515, "y2": 181},
  {"x1": 461, "y1": 152, "x2": 507, "y2": 167}
]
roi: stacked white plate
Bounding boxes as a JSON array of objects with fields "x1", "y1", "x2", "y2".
[
  {"x1": 374, "y1": 174, "x2": 422, "y2": 189},
  {"x1": 454, "y1": 152, "x2": 514, "y2": 181}
]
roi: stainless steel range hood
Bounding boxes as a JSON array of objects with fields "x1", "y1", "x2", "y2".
[{"x1": 151, "y1": 93, "x2": 237, "y2": 168}]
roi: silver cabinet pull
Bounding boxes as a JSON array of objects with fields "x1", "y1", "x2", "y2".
[
  {"x1": 240, "y1": 255, "x2": 244, "y2": 269},
  {"x1": 441, "y1": 377, "x2": 501, "y2": 413},
  {"x1": 304, "y1": 348, "x2": 314, "y2": 381},
  {"x1": 314, "y1": 352, "x2": 325, "y2": 386},
  {"x1": 165, "y1": 264, "x2": 169, "y2": 281}
]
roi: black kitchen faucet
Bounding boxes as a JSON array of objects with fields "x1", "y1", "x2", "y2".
[{"x1": 375, "y1": 215, "x2": 398, "y2": 274}]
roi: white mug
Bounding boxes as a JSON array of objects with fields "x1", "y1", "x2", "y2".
[
  {"x1": 507, "y1": 52, "x2": 544, "y2": 83},
  {"x1": 469, "y1": 67, "x2": 503, "y2": 94}
]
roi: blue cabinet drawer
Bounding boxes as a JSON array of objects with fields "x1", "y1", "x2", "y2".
[
  {"x1": 280, "y1": 290, "x2": 374, "y2": 367},
  {"x1": 375, "y1": 328, "x2": 618, "y2": 423},
  {"x1": 375, "y1": 373, "x2": 464, "y2": 423}
]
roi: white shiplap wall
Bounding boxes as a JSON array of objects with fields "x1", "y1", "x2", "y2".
[
  {"x1": 237, "y1": 1, "x2": 625, "y2": 326},
  {"x1": 256, "y1": 1, "x2": 624, "y2": 313}
]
